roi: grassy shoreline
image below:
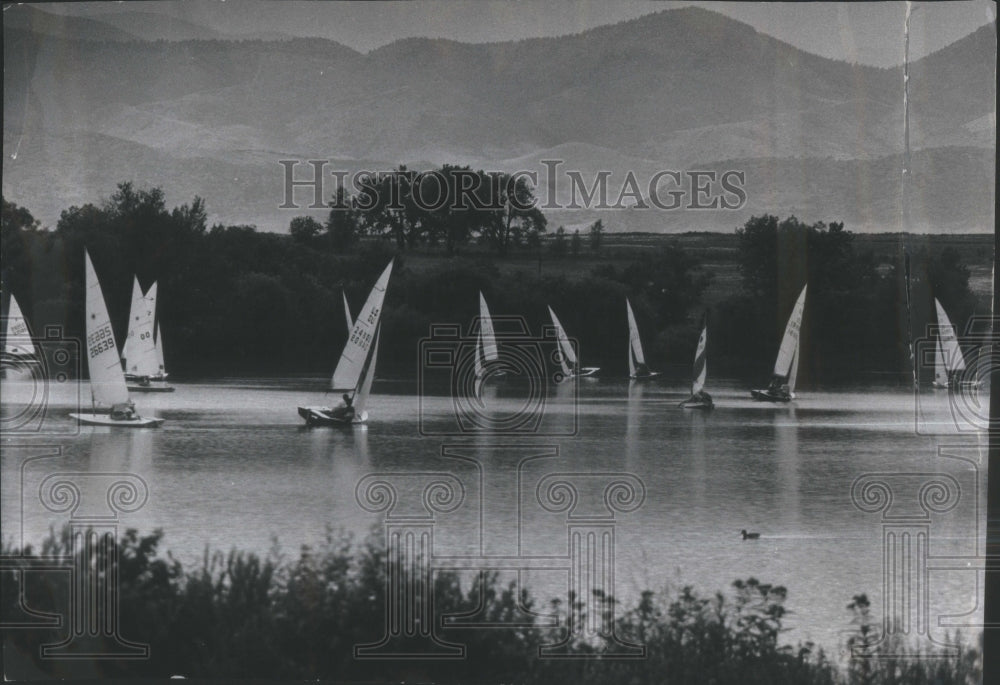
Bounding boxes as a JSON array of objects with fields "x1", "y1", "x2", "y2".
[{"x1": 1, "y1": 526, "x2": 983, "y2": 683}]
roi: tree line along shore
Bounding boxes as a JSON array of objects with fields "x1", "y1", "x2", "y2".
[{"x1": 1, "y1": 182, "x2": 990, "y2": 382}]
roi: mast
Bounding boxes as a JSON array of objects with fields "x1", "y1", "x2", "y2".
[
  {"x1": 904, "y1": 253, "x2": 918, "y2": 389},
  {"x1": 626, "y1": 298, "x2": 645, "y2": 376},
  {"x1": 692, "y1": 312, "x2": 707, "y2": 395}
]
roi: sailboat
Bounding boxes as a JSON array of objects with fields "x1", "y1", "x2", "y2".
[
  {"x1": 931, "y1": 298, "x2": 968, "y2": 389},
  {"x1": 122, "y1": 280, "x2": 174, "y2": 392},
  {"x1": 626, "y1": 298, "x2": 659, "y2": 379},
  {"x1": 2, "y1": 294, "x2": 38, "y2": 364},
  {"x1": 474, "y1": 292, "x2": 507, "y2": 384},
  {"x1": 548, "y1": 306, "x2": 599, "y2": 380},
  {"x1": 751, "y1": 284, "x2": 807, "y2": 402},
  {"x1": 154, "y1": 320, "x2": 167, "y2": 380},
  {"x1": 298, "y1": 260, "x2": 393, "y2": 426},
  {"x1": 680, "y1": 312, "x2": 713, "y2": 409},
  {"x1": 69, "y1": 251, "x2": 164, "y2": 427}
]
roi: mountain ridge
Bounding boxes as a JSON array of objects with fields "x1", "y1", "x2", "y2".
[{"x1": 2, "y1": 5, "x2": 994, "y2": 233}]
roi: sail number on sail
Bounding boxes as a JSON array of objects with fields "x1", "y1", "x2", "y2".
[
  {"x1": 350, "y1": 327, "x2": 375, "y2": 347},
  {"x1": 88, "y1": 324, "x2": 116, "y2": 358}
]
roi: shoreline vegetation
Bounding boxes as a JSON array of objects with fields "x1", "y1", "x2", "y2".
[
  {"x1": 0, "y1": 525, "x2": 983, "y2": 683},
  {"x1": 1, "y1": 182, "x2": 989, "y2": 384}
]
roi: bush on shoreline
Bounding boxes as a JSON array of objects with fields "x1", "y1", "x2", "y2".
[{"x1": 0, "y1": 526, "x2": 981, "y2": 683}]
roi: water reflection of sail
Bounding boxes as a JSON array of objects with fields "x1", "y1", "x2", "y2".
[
  {"x1": 87, "y1": 430, "x2": 155, "y2": 534},
  {"x1": 354, "y1": 424, "x2": 370, "y2": 464},
  {"x1": 689, "y1": 408, "x2": 707, "y2": 508},
  {"x1": 625, "y1": 381, "x2": 644, "y2": 463},
  {"x1": 773, "y1": 406, "x2": 801, "y2": 529},
  {"x1": 89, "y1": 431, "x2": 131, "y2": 471}
]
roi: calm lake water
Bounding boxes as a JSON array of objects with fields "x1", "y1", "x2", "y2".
[{"x1": 1, "y1": 375, "x2": 988, "y2": 656}]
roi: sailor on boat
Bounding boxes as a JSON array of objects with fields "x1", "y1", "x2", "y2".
[
  {"x1": 750, "y1": 285, "x2": 806, "y2": 403},
  {"x1": 686, "y1": 389, "x2": 714, "y2": 407},
  {"x1": 766, "y1": 378, "x2": 791, "y2": 400},
  {"x1": 110, "y1": 401, "x2": 138, "y2": 421},
  {"x1": 329, "y1": 393, "x2": 355, "y2": 422}
]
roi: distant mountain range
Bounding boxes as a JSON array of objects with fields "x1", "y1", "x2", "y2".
[{"x1": 2, "y1": 5, "x2": 994, "y2": 232}]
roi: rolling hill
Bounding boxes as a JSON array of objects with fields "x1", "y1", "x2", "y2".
[{"x1": 2, "y1": 5, "x2": 994, "y2": 232}]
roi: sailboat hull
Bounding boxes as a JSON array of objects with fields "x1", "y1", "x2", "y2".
[
  {"x1": 680, "y1": 397, "x2": 713, "y2": 410},
  {"x1": 629, "y1": 371, "x2": 661, "y2": 381},
  {"x1": 70, "y1": 413, "x2": 164, "y2": 427},
  {"x1": 1, "y1": 353, "x2": 41, "y2": 365},
  {"x1": 750, "y1": 389, "x2": 792, "y2": 402},
  {"x1": 558, "y1": 366, "x2": 601, "y2": 381},
  {"x1": 127, "y1": 383, "x2": 175, "y2": 393},
  {"x1": 125, "y1": 373, "x2": 169, "y2": 381},
  {"x1": 297, "y1": 405, "x2": 367, "y2": 426}
]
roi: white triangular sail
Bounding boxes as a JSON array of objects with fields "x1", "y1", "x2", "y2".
[
  {"x1": 121, "y1": 277, "x2": 143, "y2": 367},
  {"x1": 548, "y1": 306, "x2": 577, "y2": 371},
  {"x1": 626, "y1": 298, "x2": 645, "y2": 375},
  {"x1": 473, "y1": 329, "x2": 484, "y2": 381},
  {"x1": 343, "y1": 290, "x2": 353, "y2": 333},
  {"x1": 788, "y1": 344, "x2": 800, "y2": 395},
  {"x1": 154, "y1": 321, "x2": 166, "y2": 376},
  {"x1": 773, "y1": 285, "x2": 807, "y2": 379},
  {"x1": 935, "y1": 298, "x2": 966, "y2": 373},
  {"x1": 352, "y1": 326, "x2": 380, "y2": 419},
  {"x1": 692, "y1": 318, "x2": 708, "y2": 395},
  {"x1": 330, "y1": 260, "x2": 393, "y2": 392},
  {"x1": 4, "y1": 294, "x2": 36, "y2": 357},
  {"x1": 84, "y1": 251, "x2": 130, "y2": 407},
  {"x1": 125, "y1": 281, "x2": 159, "y2": 378},
  {"x1": 479, "y1": 292, "x2": 498, "y2": 362},
  {"x1": 934, "y1": 336, "x2": 948, "y2": 386}
]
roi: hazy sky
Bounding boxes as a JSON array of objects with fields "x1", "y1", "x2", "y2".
[{"x1": 32, "y1": 1, "x2": 999, "y2": 67}]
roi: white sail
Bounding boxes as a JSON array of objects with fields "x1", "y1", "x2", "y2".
[
  {"x1": 352, "y1": 326, "x2": 380, "y2": 419},
  {"x1": 479, "y1": 292, "x2": 498, "y2": 362},
  {"x1": 121, "y1": 277, "x2": 143, "y2": 367},
  {"x1": 124, "y1": 281, "x2": 159, "y2": 378},
  {"x1": 626, "y1": 298, "x2": 646, "y2": 373},
  {"x1": 154, "y1": 321, "x2": 166, "y2": 375},
  {"x1": 934, "y1": 298, "x2": 966, "y2": 372},
  {"x1": 934, "y1": 336, "x2": 948, "y2": 386},
  {"x1": 548, "y1": 306, "x2": 577, "y2": 368},
  {"x1": 343, "y1": 290, "x2": 353, "y2": 333},
  {"x1": 788, "y1": 344, "x2": 800, "y2": 394},
  {"x1": 474, "y1": 329, "x2": 484, "y2": 380},
  {"x1": 146, "y1": 281, "x2": 167, "y2": 378},
  {"x1": 773, "y1": 285, "x2": 807, "y2": 378},
  {"x1": 4, "y1": 294, "x2": 36, "y2": 357},
  {"x1": 330, "y1": 260, "x2": 393, "y2": 391},
  {"x1": 84, "y1": 251, "x2": 130, "y2": 407},
  {"x1": 692, "y1": 320, "x2": 708, "y2": 395}
]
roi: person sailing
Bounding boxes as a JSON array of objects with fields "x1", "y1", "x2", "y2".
[
  {"x1": 766, "y1": 377, "x2": 791, "y2": 400},
  {"x1": 330, "y1": 392, "x2": 355, "y2": 421},
  {"x1": 689, "y1": 388, "x2": 713, "y2": 406},
  {"x1": 110, "y1": 401, "x2": 138, "y2": 421}
]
